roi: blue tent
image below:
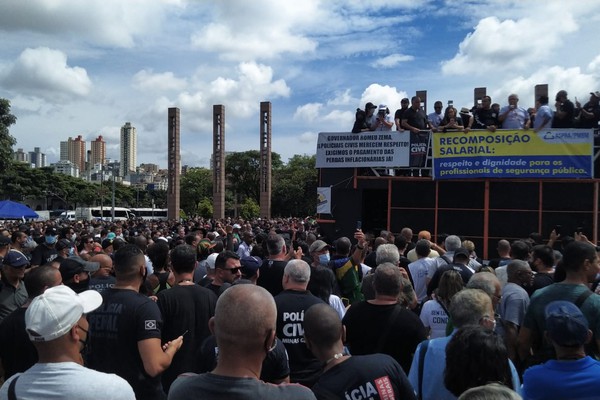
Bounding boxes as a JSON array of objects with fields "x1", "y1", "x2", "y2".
[{"x1": 0, "y1": 200, "x2": 39, "y2": 219}]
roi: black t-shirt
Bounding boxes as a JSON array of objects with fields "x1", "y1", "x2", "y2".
[
  {"x1": 257, "y1": 259, "x2": 288, "y2": 297},
  {"x1": 394, "y1": 108, "x2": 407, "y2": 122},
  {"x1": 472, "y1": 108, "x2": 499, "y2": 129},
  {"x1": 0, "y1": 307, "x2": 37, "y2": 379},
  {"x1": 88, "y1": 288, "x2": 166, "y2": 400},
  {"x1": 312, "y1": 354, "x2": 416, "y2": 400},
  {"x1": 30, "y1": 244, "x2": 57, "y2": 266},
  {"x1": 274, "y1": 289, "x2": 325, "y2": 387},
  {"x1": 552, "y1": 99, "x2": 575, "y2": 128},
  {"x1": 579, "y1": 102, "x2": 600, "y2": 128},
  {"x1": 527, "y1": 272, "x2": 555, "y2": 297},
  {"x1": 342, "y1": 302, "x2": 427, "y2": 374},
  {"x1": 197, "y1": 335, "x2": 290, "y2": 383},
  {"x1": 157, "y1": 284, "x2": 217, "y2": 392},
  {"x1": 403, "y1": 107, "x2": 428, "y2": 130}
]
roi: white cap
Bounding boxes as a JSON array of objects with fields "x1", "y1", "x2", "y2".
[
  {"x1": 25, "y1": 285, "x2": 103, "y2": 342},
  {"x1": 206, "y1": 253, "x2": 219, "y2": 270}
]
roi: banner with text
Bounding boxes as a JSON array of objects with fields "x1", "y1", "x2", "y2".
[
  {"x1": 316, "y1": 132, "x2": 413, "y2": 168},
  {"x1": 432, "y1": 129, "x2": 593, "y2": 180}
]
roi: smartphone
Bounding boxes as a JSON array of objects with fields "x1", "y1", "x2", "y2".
[
  {"x1": 356, "y1": 220, "x2": 362, "y2": 230},
  {"x1": 448, "y1": 100, "x2": 454, "y2": 107},
  {"x1": 554, "y1": 225, "x2": 562, "y2": 235},
  {"x1": 477, "y1": 99, "x2": 482, "y2": 106}
]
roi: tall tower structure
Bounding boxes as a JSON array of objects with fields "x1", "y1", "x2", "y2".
[
  {"x1": 212, "y1": 105, "x2": 226, "y2": 219},
  {"x1": 90, "y1": 135, "x2": 106, "y2": 167},
  {"x1": 29, "y1": 147, "x2": 46, "y2": 168},
  {"x1": 259, "y1": 101, "x2": 272, "y2": 218},
  {"x1": 167, "y1": 108, "x2": 180, "y2": 220},
  {"x1": 120, "y1": 122, "x2": 137, "y2": 177},
  {"x1": 59, "y1": 136, "x2": 85, "y2": 172}
]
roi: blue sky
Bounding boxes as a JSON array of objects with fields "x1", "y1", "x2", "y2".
[{"x1": 1, "y1": 0, "x2": 599, "y2": 168}]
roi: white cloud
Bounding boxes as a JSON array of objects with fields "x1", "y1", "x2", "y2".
[
  {"x1": 294, "y1": 103, "x2": 323, "y2": 122},
  {"x1": 442, "y1": 11, "x2": 578, "y2": 76},
  {"x1": 299, "y1": 131, "x2": 318, "y2": 143},
  {"x1": 132, "y1": 70, "x2": 187, "y2": 92},
  {"x1": 588, "y1": 54, "x2": 600, "y2": 75},
  {"x1": 360, "y1": 84, "x2": 408, "y2": 112},
  {"x1": 491, "y1": 66, "x2": 599, "y2": 107},
  {"x1": 370, "y1": 53, "x2": 414, "y2": 69},
  {"x1": 0, "y1": 1, "x2": 180, "y2": 48},
  {"x1": 327, "y1": 89, "x2": 355, "y2": 107},
  {"x1": 0, "y1": 47, "x2": 91, "y2": 101}
]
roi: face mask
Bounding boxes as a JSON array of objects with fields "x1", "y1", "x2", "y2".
[
  {"x1": 319, "y1": 253, "x2": 330, "y2": 265},
  {"x1": 70, "y1": 234, "x2": 77, "y2": 242},
  {"x1": 45, "y1": 235, "x2": 57, "y2": 245},
  {"x1": 69, "y1": 247, "x2": 75, "y2": 256}
]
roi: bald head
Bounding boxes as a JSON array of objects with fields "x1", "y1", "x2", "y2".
[
  {"x1": 213, "y1": 285, "x2": 276, "y2": 352},
  {"x1": 304, "y1": 303, "x2": 343, "y2": 350}
]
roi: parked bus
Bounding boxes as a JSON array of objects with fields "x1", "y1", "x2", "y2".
[
  {"x1": 130, "y1": 208, "x2": 168, "y2": 221},
  {"x1": 75, "y1": 207, "x2": 134, "y2": 221}
]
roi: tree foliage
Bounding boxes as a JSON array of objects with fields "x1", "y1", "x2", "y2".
[
  {"x1": 225, "y1": 151, "x2": 282, "y2": 204},
  {"x1": 272, "y1": 154, "x2": 318, "y2": 217},
  {"x1": 180, "y1": 167, "x2": 212, "y2": 215},
  {"x1": 239, "y1": 197, "x2": 260, "y2": 220},
  {"x1": 0, "y1": 98, "x2": 17, "y2": 172}
]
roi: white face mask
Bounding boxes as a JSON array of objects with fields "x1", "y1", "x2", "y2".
[{"x1": 71, "y1": 234, "x2": 77, "y2": 242}]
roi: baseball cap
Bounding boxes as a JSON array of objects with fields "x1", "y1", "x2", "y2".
[
  {"x1": 25, "y1": 285, "x2": 102, "y2": 342},
  {"x1": 232, "y1": 224, "x2": 241, "y2": 230},
  {"x1": 106, "y1": 232, "x2": 117, "y2": 240},
  {"x1": 590, "y1": 91, "x2": 600, "y2": 99},
  {"x1": 206, "y1": 253, "x2": 219, "y2": 270},
  {"x1": 545, "y1": 301, "x2": 589, "y2": 347},
  {"x1": 309, "y1": 240, "x2": 328, "y2": 253},
  {"x1": 240, "y1": 256, "x2": 261, "y2": 278},
  {"x1": 378, "y1": 104, "x2": 387, "y2": 112},
  {"x1": 45, "y1": 227, "x2": 57, "y2": 236},
  {"x1": 59, "y1": 256, "x2": 100, "y2": 281},
  {"x1": 56, "y1": 238, "x2": 73, "y2": 251},
  {"x1": 453, "y1": 247, "x2": 470, "y2": 259},
  {"x1": 365, "y1": 102, "x2": 377, "y2": 110},
  {"x1": 3, "y1": 249, "x2": 29, "y2": 268}
]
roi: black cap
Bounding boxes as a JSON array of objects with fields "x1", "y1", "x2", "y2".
[
  {"x1": 45, "y1": 227, "x2": 57, "y2": 236},
  {"x1": 0, "y1": 236, "x2": 10, "y2": 247},
  {"x1": 56, "y1": 239, "x2": 73, "y2": 251},
  {"x1": 59, "y1": 256, "x2": 100, "y2": 281}
]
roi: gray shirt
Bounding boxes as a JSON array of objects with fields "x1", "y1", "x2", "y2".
[{"x1": 0, "y1": 362, "x2": 135, "y2": 400}]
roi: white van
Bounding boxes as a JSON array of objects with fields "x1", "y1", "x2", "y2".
[
  {"x1": 76, "y1": 207, "x2": 134, "y2": 221},
  {"x1": 59, "y1": 211, "x2": 76, "y2": 221}
]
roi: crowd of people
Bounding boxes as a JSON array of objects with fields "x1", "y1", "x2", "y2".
[
  {"x1": 352, "y1": 90, "x2": 600, "y2": 134},
  {"x1": 1, "y1": 217, "x2": 600, "y2": 399}
]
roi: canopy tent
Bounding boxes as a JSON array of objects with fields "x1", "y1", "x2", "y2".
[{"x1": 0, "y1": 200, "x2": 39, "y2": 219}]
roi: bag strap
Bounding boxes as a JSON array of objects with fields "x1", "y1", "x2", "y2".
[
  {"x1": 374, "y1": 304, "x2": 402, "y2": 353},
  {"x1": 418, "y1": 340, "x2": 430, "y2": 400},
  {"x1": 575, "y1": 288, "x2": 593, "y2": 308},
  {"x1": 8, "y1": 375, "x2": 19, "y2": 400}
]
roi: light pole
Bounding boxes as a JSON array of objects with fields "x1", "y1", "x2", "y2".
[{"x1": 111, "y1": 171, "x2": 116, "y2": 221}]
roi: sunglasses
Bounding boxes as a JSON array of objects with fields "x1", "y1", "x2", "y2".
[{"x1": 220, "y1": 267, "x2": 241, "y2": 274}]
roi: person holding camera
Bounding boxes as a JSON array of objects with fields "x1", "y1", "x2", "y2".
[
  {"x1": 372, "y1": 104, "x2": 393, "y2": 131},
  {"x1": 498, "y1": 94, "x2": 530, "y2": 130}
]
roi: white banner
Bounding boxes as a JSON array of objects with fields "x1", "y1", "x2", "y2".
[
  {"x1": 317, "y1": 187, "x2": 331, "y2": 214},
  {"x1": 316, "y1": 131, "x2": 411, "y2": 168}
]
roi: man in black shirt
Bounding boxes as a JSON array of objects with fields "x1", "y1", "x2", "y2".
[
  {"x1": 552, "y1": 90, "x2": 575, "y2": 128},
  {"x1": 394, "y1": 98, "x2": 410, "y2": 131},
  {"x1": 275, "y1": 259, "x2": 325, "y2": 387},
  {"x1": 401, "y1": 96, "x2": 431, "y2": 133},
  {"x1": 305, "y1": 303, "x2": 416, "y2": 400},
  {"x1": 157, "y1": 244, "x2": 216, "y2": 393},
  {"x1": 470, "y1": 95, "x2": 499, "y2": 131}
]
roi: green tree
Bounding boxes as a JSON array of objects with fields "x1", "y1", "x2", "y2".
[
  {"x1": 180, "y1": 167, "x2": 213, "y2": 215},
  {"x1": 0, "y1": 98, "x2": 17, "y2": 172},
  {"x1": 225, "y1": 150, "x2": 282, "y2": 204},
  {"x1": 239, "y1": 197, "x2": 260, "y2": 220},
  {"x1": 272, "y1": 155, "x2": 318, "y2": 217},
  {"x1": 197, "y1": 197, "x2": 214, "y2": 218}
]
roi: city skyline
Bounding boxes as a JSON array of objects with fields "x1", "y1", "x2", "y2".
[{"x1": 0, "y1": 1, "x2": 599, "y2": 168}]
